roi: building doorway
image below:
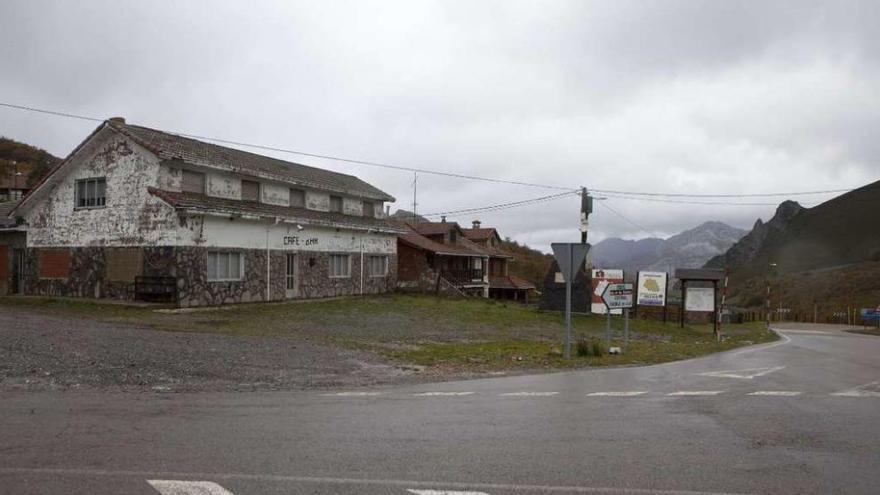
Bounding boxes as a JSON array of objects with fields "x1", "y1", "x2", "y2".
[
  {"x1": 285, "y1": 253, "x2": 298, "y2": 298},
  {"x1": 11, "y1": 249, "x2": 25, "y2": 294}
]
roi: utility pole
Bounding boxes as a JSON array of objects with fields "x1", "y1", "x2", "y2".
[
  {"x1": 765, "y1": 262, "x2": 777, "y2": 329},
  {"x1": 580, "y1": 186, "x2": 592, "y2": 244}
]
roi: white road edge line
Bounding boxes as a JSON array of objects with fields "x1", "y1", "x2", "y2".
[
  {"x1": 408, "y1": 490, "x2": 489, "y2": 495},
  {"x1": 0, "y1": 467, "x2": 750, "y2": 495},
  {"x1": 147, "y1": 480, "x2": 235, "y2": 495},
  {"x1": 667, "y1": 391, "x2": 725, "y2": 396},
  {"x1": 730, "y1": 330, "x2": 791, "y2": 356},
  {"x1": 413, "y1": 391, "x2": 475, "y2": 397},
  {"x1": 831, "y1": 381, "x2": 880, "y2": 397},
  {"x1": 778, "y1": 329, "x2": 833, "y2": 335},
  {"x1": 320, "y1": 392, "x2": 382, "y2": 397},
  {"x1": 586, "y1": 391, "x2": 648, "y2": 397},
  {"x1": 747, "y1": 391, "x2": 802, "y2": 396},
  {"x1": 499, "y1": 391, "x2": 559, "y2": 397}
]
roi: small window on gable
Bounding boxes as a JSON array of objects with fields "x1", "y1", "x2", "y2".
[
  {"x1": 181, "y1": 170, "x2": 206, "y2": 194},
  {"x1": 289, "y1": 188, "x2": 305, "y2": 208},
  {"x1": 75, "y1": 177, "x2": 107, "y2": 208},
  {"x1": 362, "y1": 201, "x2": 374, "y2": 218},
  {"x1": 241, "y1": 180, "x2": 260, "y2": 202},
  {"x1": 329, "y1": 195, "x2": 343, "y2": 213}
]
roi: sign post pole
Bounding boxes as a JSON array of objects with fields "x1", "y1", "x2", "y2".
[
  {"x1": 624, "y1": 308, "x2": 630, "y2": 351},
  {"x1": 551, "y1": 242, "x2": 590, "y2": 360},
  {"x1": 600, "y1": 282, "x2": 634, "y2": 352},
  {"x1": 605, "y1": 310, "x2": 611, "y2": 348},
  {"x1": 564, "y1": 244, "x2": 572, "y2": 360}
]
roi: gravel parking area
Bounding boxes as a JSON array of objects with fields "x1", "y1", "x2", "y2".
[{"x1": 0, "y1": 305, "x2": 417, "y2": 392}]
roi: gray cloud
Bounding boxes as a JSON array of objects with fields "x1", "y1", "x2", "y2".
[{"x1": 1, "y1": 0, "x2": 878, "y2": 251}]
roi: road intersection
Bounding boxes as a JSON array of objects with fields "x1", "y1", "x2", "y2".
[{"x1": 1, "y1": 324, "x2": 878, "y2": 494}]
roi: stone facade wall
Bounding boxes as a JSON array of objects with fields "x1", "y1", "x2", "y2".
[{"x1": 19, "y1": 245, "x2": 397, "y2": 307}]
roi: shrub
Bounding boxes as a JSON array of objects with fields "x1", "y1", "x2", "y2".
[
  {"x1": 576, "y1": 338, "x2": 591, "y2": 357},
  {"x1": 591, "y1": 340, "x2": 606, "y2": 357}
]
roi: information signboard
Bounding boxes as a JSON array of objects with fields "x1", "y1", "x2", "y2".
[
  {"x1": 637, "y1": 271, "x2": 667, "y2": 307},
  {"x1": 602, "y1": 283, "x2": 634, "y2": 309},
  {"x1": 685, "y1": 287, "x2": 715, "y2": 312}
]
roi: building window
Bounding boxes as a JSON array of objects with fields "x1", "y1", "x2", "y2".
[
  {"x1": 75, "y1": 177, "x2": 106, "y2": 208},
  {"x1": 362, "y1": 201, "x2": 375, "y2": 218},
  {"x1": 207, "y1": 251, "x2": 243, "y2": 281},
  {"x1": 329, "y1": 195, "x2": 343, "y2": 213},
  {"x1": 181, "y1": 170, "x2": 206, "y2": 194},
  {"x1": 329, "y1": 254, "x2": 350, "y2": 278},
  {"x1": 241, "y1": 180, "x2": 260, "y2": 202},
  {"x1": 10, "y1": 190, "x2": 22, "y2": 201},
  {"x1": 368, "y1": 255, "x2": 388, "y2": 277},
  {"x1": 289, "y1": 188, "x2": 305, "y2": 208}
]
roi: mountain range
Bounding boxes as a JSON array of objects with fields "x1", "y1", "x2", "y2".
[{"x1": 591, "y1": 221, "x2": 747, "y2": 276}]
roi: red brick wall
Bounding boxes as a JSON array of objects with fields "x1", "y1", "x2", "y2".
[
  {"x1": 397, "y1": 242, "x2": 429, "y2": 281},
  {"x1": 39, "y1": 249, "x2": 70, "y2": 279}
]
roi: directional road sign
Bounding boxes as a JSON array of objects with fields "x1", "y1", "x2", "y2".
[{"x1": 602, "y1": 282, "x2": 634, "y2": 309}]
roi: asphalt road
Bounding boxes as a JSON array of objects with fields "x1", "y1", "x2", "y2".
[{"x1": 1, "y1": 323, "x2": 879, "y2": 495}]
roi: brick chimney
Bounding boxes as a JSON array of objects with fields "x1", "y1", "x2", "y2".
[
  {"x1": 108, "y1": 117, "x2": 126, "y2": 125},
  {"x1": 472, "y1": 220, "x2": 481, "y2": 229}
]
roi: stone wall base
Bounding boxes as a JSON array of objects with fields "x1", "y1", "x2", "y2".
[{"x1": 20, "y1": 246, "x2": 397, "y2": 307}]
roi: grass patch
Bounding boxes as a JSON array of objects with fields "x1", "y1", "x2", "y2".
[{"x1": 0, "y1": 294, "x2": 777, "y2": 373}]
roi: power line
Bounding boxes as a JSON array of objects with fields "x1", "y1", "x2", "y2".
[
  {"x1": 596, "y1": 200, "x2": 661, "y2": 238},
  {"x1": 421, "y1": 190, "x2": 578, "y2": 218},
  {"x1": 0, "y1": 102, "x2": 575, "y2": 192},
  {"x1": 0, "y1": 101, "x2": 864, "y2": 199}
]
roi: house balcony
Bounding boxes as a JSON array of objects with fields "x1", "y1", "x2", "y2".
[{"x1": 441, "y1": 268, "x2": 486, "y2": 286}]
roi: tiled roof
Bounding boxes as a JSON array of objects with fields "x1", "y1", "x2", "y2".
[
  {"x1": 398, "y1": 224, "x2": 490, "y2": 257},
  {"x1": 410, "y1": 221, "x2": 462, "y2": 236},
  {"x1": 462, "y1": 227, "x2": 496, "y2": 241},
  {"x1": 147, "y1": 187, "x2": 404, "y2": 233},
  {"x1": 113, "y1": 121, "x2": 395, "y2": 202},
  {"x1": 489, "y1": 275, "x2": 536, "y2": 290}
]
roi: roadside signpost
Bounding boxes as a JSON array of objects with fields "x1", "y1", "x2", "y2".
[
  {"x1": 601, "y1": 282, "x2": 634, "y2": 351},
  {"x1": 861, "y1": 307, "x2": 880, "y2": 329},
  {"x1": 551, "y1": 242, "x2": 591, "y2": 359}
]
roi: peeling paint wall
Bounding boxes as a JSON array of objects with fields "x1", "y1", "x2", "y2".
[
  {"x1": 207, "y1": 171, "x2": 240, "y2": 199},
  {"x1": 343, "y1": 197, "x2": 363, "y2": 216},
  {"x1": 261, "y1": 182, "x2": 289, "y2": 206},
  {"x1": 306, "y1": 190, "x2": 330, "y2": 211},
  {"x1": 24, "y1": 129, "x2": 193, "y2": 248}
]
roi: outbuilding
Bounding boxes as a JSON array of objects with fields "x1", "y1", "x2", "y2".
[{"x1": 8, "y1": 118, "x2": 403, "y2": 306}]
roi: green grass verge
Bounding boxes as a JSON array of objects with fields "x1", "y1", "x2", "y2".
[{"x1": 0, "y1": 294, "x2": 777, "y2": 373}]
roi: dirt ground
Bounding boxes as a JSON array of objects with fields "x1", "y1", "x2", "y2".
[{"x1": 0, "y1": 305, "x2": 426, "y2": 392}]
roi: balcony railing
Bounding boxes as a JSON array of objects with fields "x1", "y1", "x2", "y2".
[{"x1": 441, "y1": 268, "x2": 485, "y2": 285}]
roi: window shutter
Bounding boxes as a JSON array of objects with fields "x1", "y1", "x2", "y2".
[
  {"x1": 241, "y1": 180, "x2": 260, "y2": 202},
  {"x1": 182, "y1": 170, "x2": 206, "y2": 193}
]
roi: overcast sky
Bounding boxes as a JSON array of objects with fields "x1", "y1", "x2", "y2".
[{"x1": 1, "y1": 0, "x2": 878, "y2": 251}]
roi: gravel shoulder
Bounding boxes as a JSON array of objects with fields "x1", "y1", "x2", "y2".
[{"x1": 0, "y1": 305, "x2": 422, "y2": 392}]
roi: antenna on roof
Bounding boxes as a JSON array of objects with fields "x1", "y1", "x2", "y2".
[{"x1": 412, "y1": 171, "x2": 418, "y2": 223}]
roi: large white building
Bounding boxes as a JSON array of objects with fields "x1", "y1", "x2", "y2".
[{"x1": 8, "y1": 117, "x2": 403, "y2": 306}]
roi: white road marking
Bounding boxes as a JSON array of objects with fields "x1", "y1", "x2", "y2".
[
  {"x1": 586, "y1": 391, "x2": 647, "y2": 397},
  {"x1": 831, "y1": 381, "x2": 880, "y2": 397},
  {"x1": 413, "y1": 391, "x2": 475, "y2": 397},
  {"x1": 408, "y1": 490, "x2": 489, "y2": 495},
  {"x1": 320, "y1": 391, "x2": 382, "y2": 397},
  {"x1": 499, "y1": 391, "x2": 559, "y2": 397},
  {"x1": 730, "y1": 330, "x2": 791, "y2": 355},
  {"x1": 147, "y1": 480, "x2": 235, "y2": 495},
  {"x1": 778, "y1": 329, "x2": 833, "y2": 335},
  {"x1": 667, "y1": 391, "x2": 725, "y2": 396},
  {"x1": 697, "y1": 366, "x2": 785, "y2": 379},
  {"x1": 0, "y1": 467, "x2": 750, "y2": 495},
  {"x1": 747, "y1": 391, "x2": 802, "y2": 396}
]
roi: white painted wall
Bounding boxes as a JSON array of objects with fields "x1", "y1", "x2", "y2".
[
  {"x1": 207, "y1": 171, "x2": 240, "y2": 199},
  {"x1": 24, "y1": 128, "x2": 196, "y2": 247},
  {"x1": 200, "y1": 216, "x2": 397, "y2": 254},
  {"x1": 306, "y1": 190, "x2": 330, "y2": 212},
  {"x1": 262, "y1": 183, "x2": 289, "y2": 206}
]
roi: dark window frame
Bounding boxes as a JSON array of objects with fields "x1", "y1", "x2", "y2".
[{"x1": 74, "y1": 177, "x2": 107, "y2": 209}]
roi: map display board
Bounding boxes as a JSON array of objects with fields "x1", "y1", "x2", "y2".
[{"x1": 637, "y1": 271, "x2": 667, "y2": 307}]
